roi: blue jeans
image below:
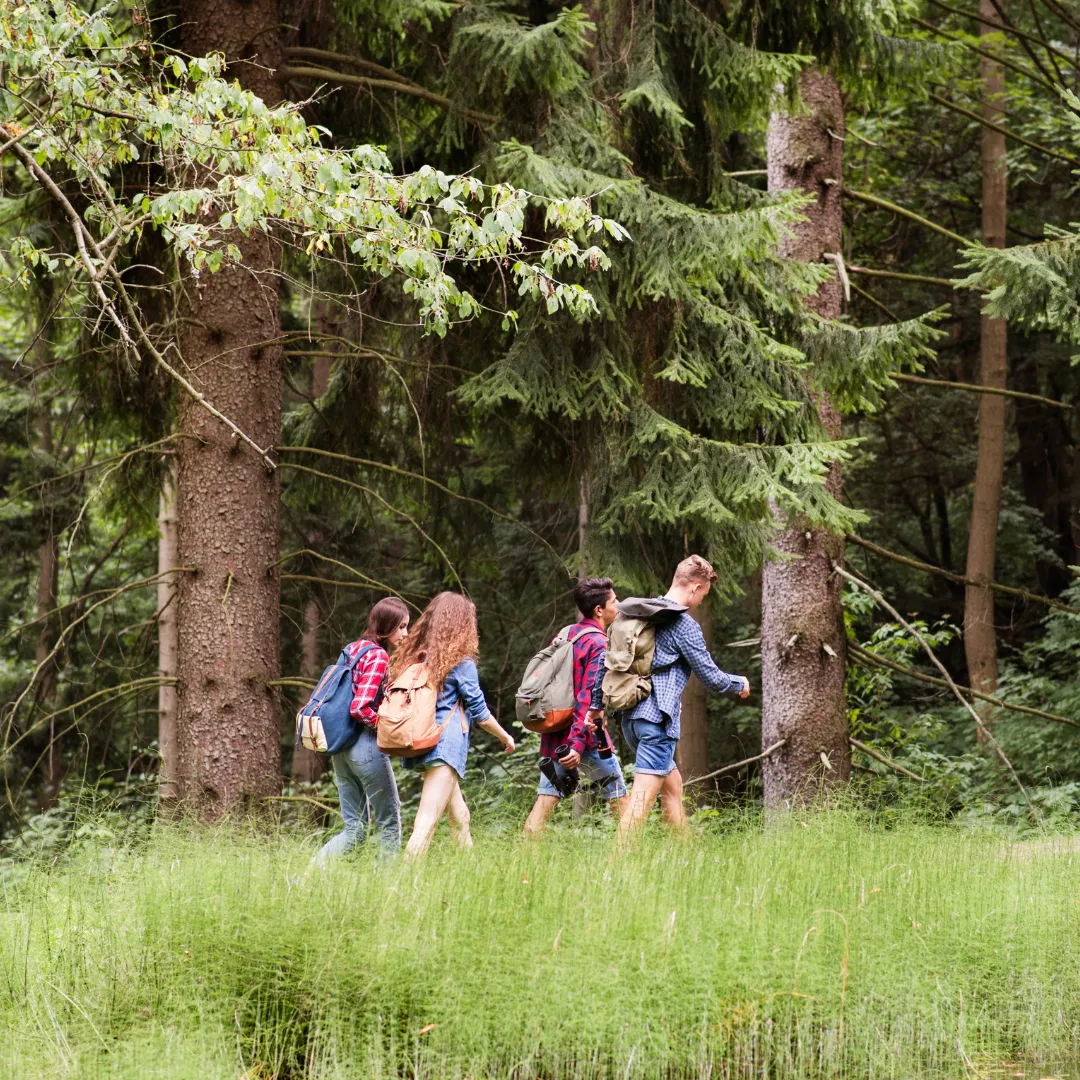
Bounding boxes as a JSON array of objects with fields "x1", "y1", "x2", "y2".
[
  {"x1": 317, "y1": 726, "x2": 401, "y2": 859},
  {"x1": 622, "y1": 718, "x2": 678, "y2": 776},
  {"x1": 537, "y1": 748, "x2": 628, "y2": 799}
]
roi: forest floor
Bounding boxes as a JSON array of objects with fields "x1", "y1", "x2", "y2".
[{"x1": 1, "y1": 812, "x2": 1079, "y2": 1079}]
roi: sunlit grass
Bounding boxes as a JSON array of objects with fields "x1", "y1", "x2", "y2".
[{"x1": 1, "y1": 813, "x2": 1079, "y2": 1078}]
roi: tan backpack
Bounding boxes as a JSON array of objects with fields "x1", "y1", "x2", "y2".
[
  {"x1": 601, "y1": 598, "x2": 688, "y2": 711},
  {"x1": 376, "y1": 662, "x2": 467, "y2": 757}
]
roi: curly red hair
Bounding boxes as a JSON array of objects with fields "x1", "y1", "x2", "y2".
[{"x1": 389, "y1": 592, "x2": 479, "y2": 689}]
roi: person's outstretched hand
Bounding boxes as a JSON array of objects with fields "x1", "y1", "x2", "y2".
[
  {"x1": 502, "y1": 735, "x2": 516, "y2": 754},
  {"x1": 739, "y1": 677, "x2": 751, "y2": 699}
]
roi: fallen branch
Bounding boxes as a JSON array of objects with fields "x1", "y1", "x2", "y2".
[
  {"x1": 834, "y1": 562, "x2": 1036, "y2": 815},
  {"x1": 849, "y1": 736, "x2": 930, "y2": 782},
  {"x1": 893, "y1": 373, "x2": 1073, "y2": 410},
  {"x1": 684, "y1": 739, "x2": 787, "y2": 788},
  {"x1": 845, "y1": 533, "x2": 1080, "y2": 615},
  {"x1": 849, "y1": 642, "x2": 1080, "y2": 729}
]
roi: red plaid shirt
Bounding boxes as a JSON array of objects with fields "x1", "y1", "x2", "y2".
[
  {"x1": 344, "y1": 639, "x2": 389, "y2": 727},
  {"x1": 539, "y1": 618, "x2": 611, "y2": 758}
]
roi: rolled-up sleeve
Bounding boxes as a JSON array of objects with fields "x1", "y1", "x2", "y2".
[
  {"x1": 449, "y1": 659, "x2": 493, "y2": 725},
  {"x1": 674, "y1": 617, "x2": 744, "y2": 696}
]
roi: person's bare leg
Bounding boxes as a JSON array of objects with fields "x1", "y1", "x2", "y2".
[
  {"x1": 609, "y1": 794, "x2": 630, "y2": 821},
  {"x1": 659, "y1": 768, "x2": 688, "y2": 831},
  {"x1": 524, "y1": 794, "x2": 559, "y2": 836},
  {"x1": 405, "y1": 765, "x2": 457, "y2": 857},
  {"x1": 615, "y1": 772, "x2": 665, "y2": 845},
  {"x1": 446, "y1": 778, "x2": 473, "y2": 847}
]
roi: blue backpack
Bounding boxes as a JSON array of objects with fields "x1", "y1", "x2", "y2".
[{"x1": 295, "y1": 642, "x2": 379, "y2": 756}]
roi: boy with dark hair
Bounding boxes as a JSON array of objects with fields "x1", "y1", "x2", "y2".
[
  {"x1": 523, "y1": 577, "x2": 629, "y2": 834},
  {"x1": 614, "y1": 555, "x2": 751, "y2": 841}
]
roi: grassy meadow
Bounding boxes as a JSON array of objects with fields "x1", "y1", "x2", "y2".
[{"x1": 1, "y1": 813, "x2": 1079, "y2": 1079}]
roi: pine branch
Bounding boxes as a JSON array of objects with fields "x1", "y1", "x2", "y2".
[
  {"x1": 1035, "y1": 0, "x2": 1080, "y2": 41},
  {"x1": 2, "y1": 678, "x2": 173, "y2": 760},
  {"x1": 846, "y1": 532, "x2": 1080, "y2": 613},
  {"x1": 850, "y1": 279, "x2": 900, "y2": 321},
  {"x1": 1, "y1": 570, "x2": 193, "y2": 750},
  {"x1": 277, "y1": 462, "x2": 463, "y2": 588},
  {"x1": 279, "y1": 65, "x2": 497, "y2": 126},
  {"x1": 835, "y1": 563, "x2": 1036, "y2": 816},
  {"x1": 282, "y1": 46, "x2": 416, "y2": 84},
  {"x1": 842, "y1": 184, "x2": 969, "y2": 246},
  {"x1": 893, "y1": 373, "x2": 1074, "y2": 410},
  {"x1": 276, "y1": 445, "x2": 563, "y2": 564},
  {"x1": 848, "y1": 265, "x2": 963, "y2": 289},
  {"x1": 849, "y1": 642, "x2": 1080, "y2": 728},
  {"x1": 911, "y1": 15, "x2": 1068, "y2": 98},
  {"x1": 275, "y1": 547, "x2": 424, "y2": 606},
  {"x1": 928, "y1": 91, "x2": 1077, "y2": 164}
]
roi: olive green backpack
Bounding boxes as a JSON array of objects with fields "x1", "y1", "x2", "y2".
[{"x1": 601, "y1": 598, "x2": 687, "y2": 711}]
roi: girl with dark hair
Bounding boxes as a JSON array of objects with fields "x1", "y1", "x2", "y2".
[
  {"x1": 316, "y1": 596, "x2": 410, "y2": 860},
  {"x1": 395, "y1": 592, "x2": 515, "y2": 855}
]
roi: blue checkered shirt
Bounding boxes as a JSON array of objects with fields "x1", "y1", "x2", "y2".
[{"x1": 625, "y1": 597, "x2": 745, "y2": 739}]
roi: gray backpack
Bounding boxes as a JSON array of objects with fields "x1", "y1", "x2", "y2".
[
  {"x1": 601, "y1": 598, "x2": 687, "y2": 711},
  {"x1": 516, "y1": 625, "x2": 605, "y2": 734}
]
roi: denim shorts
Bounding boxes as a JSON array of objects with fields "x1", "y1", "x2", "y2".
[
  {"x1": 622, "y1": 718, "x2": 678, "y2": 776},
  {"x1": 537, "y1": 748, "x2": 628, "y2": 799}
]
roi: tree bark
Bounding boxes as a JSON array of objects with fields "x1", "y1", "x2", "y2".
[
  {"x1": 761, "y1": 68, "x2": 850, "y2": 810},
  {"x1": 675, "y1": 605, "x2": 710, "y2": 794},
  {"x1": 173, "y1": 0, "x2": 284, "y2": 816},
  {"x1": 157, "y1": 461, "x2": 179, "y2": 804},
  {"x1": 964, "y1": 0, "x2": 1008, "y2": 729}
]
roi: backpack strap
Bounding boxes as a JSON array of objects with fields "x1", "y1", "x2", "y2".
[
  {"x1": 568, "y1": 626, "x2": 606, "y2": 644},
  {"x1": 341, "y1": 641, "x2": 377, "y2": 669}
]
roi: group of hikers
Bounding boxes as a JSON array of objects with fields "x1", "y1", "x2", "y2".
[{"x1": 297, "y1": 554, "x2": 751, "y2": 859}]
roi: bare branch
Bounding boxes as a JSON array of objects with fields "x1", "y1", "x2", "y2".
[{"x1": 834, "y1": 562, "x2": 1036, "y2": 816}]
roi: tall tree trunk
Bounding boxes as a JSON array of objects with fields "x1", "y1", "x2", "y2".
[
  {"x1": 158, "y1": 461, "x2": 179, "y2": 804},
  {"x1": 291, "y1": 353, "x2": 332, "y2": 786},
  {"x1": 173, "y1": 1, "x2": 283, "y2": 816},
  {"x1": 33, "y1": 285, "x2": 60, "y2": 810},
  {"x1": 675, "y1": 604, "x2": 711, "y2": 797},
  {"x1": 964, "y1": 0, "x2": 1008, "y2": 729},
  {"x1": 761, "y1": 68, "x2": 850, "y2": 810}
]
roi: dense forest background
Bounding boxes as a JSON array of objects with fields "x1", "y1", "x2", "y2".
[{"x1": 5, "y1": 0, "x2": 1080, "y2": 847}]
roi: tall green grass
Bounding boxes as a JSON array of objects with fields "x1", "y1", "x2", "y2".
[{"x1": 1, "y1": 815, "x2": 1079, "y2": 1079}]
